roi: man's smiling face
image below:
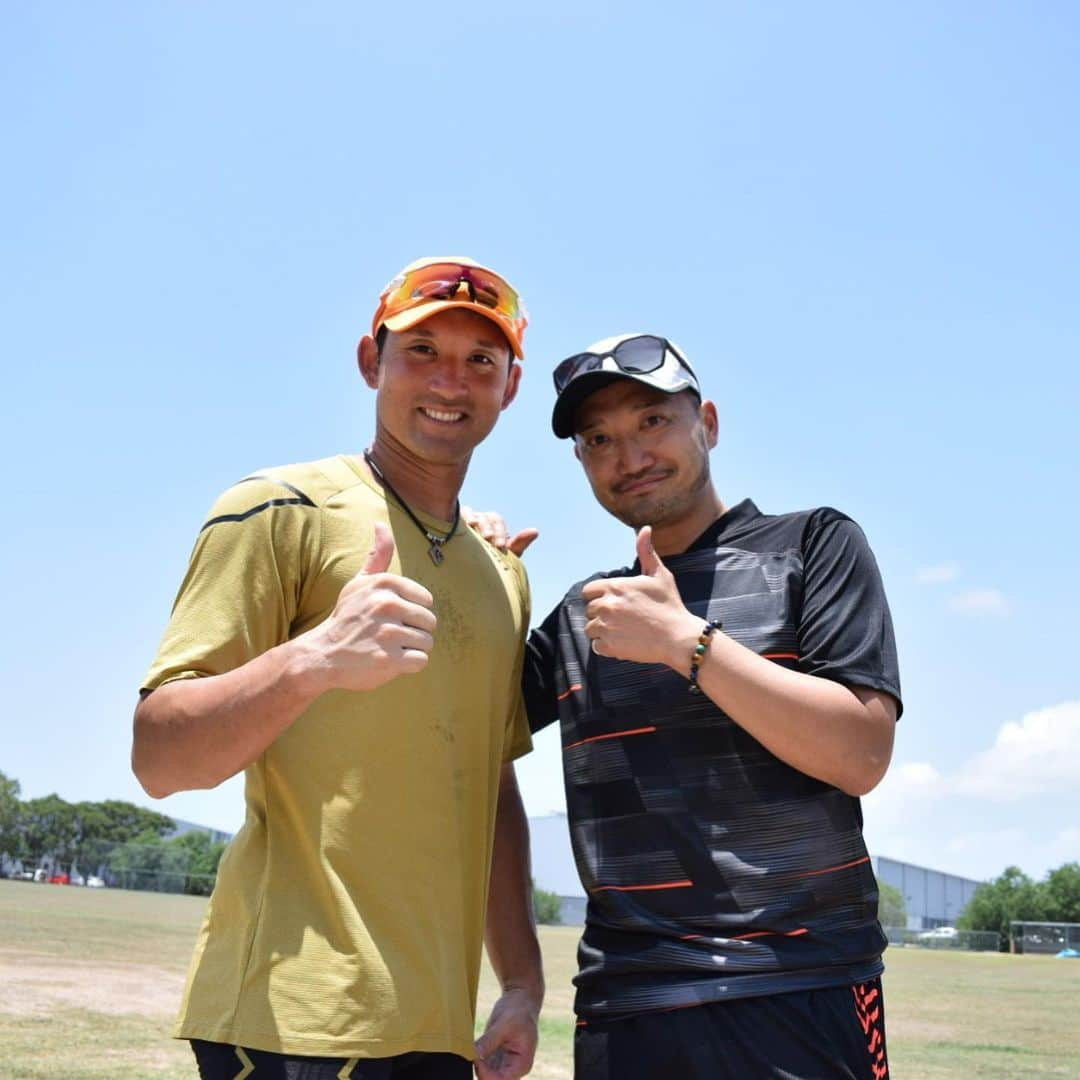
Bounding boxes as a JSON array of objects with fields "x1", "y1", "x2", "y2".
[
  {"x1": 361, "y1": 307, "x2": 520, "y2": 467},
  {"x1": 573, "y1": 379, "x2": 716, "y2": 530}
]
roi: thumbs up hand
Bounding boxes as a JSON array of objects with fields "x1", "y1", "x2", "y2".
[
  {"x1": 359, "y1": 519, "x2": 397, "y2": 575},
  {"x1": 302, "y1": 522, "x2": 437, "y2": 693},
  {"x1": 634, "y1": 524, "x2": 667, "y2": 578},
  {"x1": 581, "y1": 526, "x2": 700, "y2": 669}
]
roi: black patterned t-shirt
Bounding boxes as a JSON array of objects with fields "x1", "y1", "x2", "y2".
[{"x1": 523, "y1": 499, "x2": 902, "y2": 1019}]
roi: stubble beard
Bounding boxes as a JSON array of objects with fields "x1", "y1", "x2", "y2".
[{"x1": 603, "y1": 451, "x2": 713, "y2": 531}]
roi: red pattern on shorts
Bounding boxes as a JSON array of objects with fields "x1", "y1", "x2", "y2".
[{"x1": 852, "y1": 981, "x2": 888, "y2": 1079}]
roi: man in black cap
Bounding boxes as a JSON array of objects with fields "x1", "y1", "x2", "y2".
[{"x1": 521, "y1": 333, "x2": 901, "y2": 1079}]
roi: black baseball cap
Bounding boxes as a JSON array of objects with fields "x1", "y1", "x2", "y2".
[{"x1": 551, "y1": 333, "x2": 701, "y2": 439}]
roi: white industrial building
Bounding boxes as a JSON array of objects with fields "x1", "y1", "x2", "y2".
[{"x1": 871, "y1": 855, "x2": 983, "y2": 931}]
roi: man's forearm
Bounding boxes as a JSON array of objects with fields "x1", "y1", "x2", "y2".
[
  {"x1": 132, "y1": 636, "x2": 327, "y2": 799},
  {"x1": 664, "y1": 615, "x2": 895, "y2": 796},
  {"x1": 134, "y1": 525, "x2": 438, "y2": 800},
  {"x1": 475, "y1": 764, "x2": 543, "y2": 1079},
  {"x1": 485, "y1": 764, "x2": 544, "y2": 1003}
]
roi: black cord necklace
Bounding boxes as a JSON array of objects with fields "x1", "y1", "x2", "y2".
[{"x1": 363, "y1": 450, "x2": 460, "y2": 566}]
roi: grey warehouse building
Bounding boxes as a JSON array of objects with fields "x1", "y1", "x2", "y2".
[{"x1": 871, "y1": 855, "x2": 983, "y2": 931}]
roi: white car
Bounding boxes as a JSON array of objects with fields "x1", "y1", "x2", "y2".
[
  {"x1": 917, "y1": 926, "x2": 958, "y2": 941},
  {"x1": 85, "y1": 875, "x2": 105, "y2": 888}
]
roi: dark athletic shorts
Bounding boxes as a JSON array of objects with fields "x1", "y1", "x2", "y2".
[
  {"x1": 191, "y1": 1040, "x2": 472, "y2": 1080},
  {"x1": 574, "y1": 978, "x2": 888, "y2": 1080}
]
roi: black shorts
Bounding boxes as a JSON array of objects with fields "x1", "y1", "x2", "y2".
[
  {"x1": 574, "y1": 979, "x2": 888, "y2": 1080},
  {"x1": 191, "y1": 1040, "x2": 472, "y2": 1080}
]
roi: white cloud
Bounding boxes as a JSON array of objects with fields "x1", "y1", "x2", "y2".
[
  {"x1": 948, "y1": 588, "x2": 1010, "y2": 616},
  {"x1": 862, "y1": 761, "x2": 944, "y2": 829},
  {"x1": 863, "y1": 702, "x2": 1080, "y2": 878},
  {"x1": 895, "y1": 761, "x2": 943, "y2": 789},
  {"x1": 915, "y1": 563, "x2": 959, "y2": 585},
  {"x1": 954, "y1": 701, "x2": 1080, "y2": 801}
]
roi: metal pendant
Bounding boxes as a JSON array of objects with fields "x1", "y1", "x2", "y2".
[{"x1": 428, "y1": 540, "x2": 445, "y2": 566}]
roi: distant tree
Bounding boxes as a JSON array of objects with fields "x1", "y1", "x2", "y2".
[
  {"x1": 533, "y1": 886, "x2": 562, "y2": 925},
  {"x1": 958, "y1": 866, "x2": 1049, "y2": 949},
  {"x1": 0, "y1": 781, "x2": 181, "y2": 878},
  {"x1": 1043, "y1": 862, "x2": 1080, "y2": 925},
  {"x1": 171, "y1": 830, "x2": 226, "y2": 895},
  {"x1": 877, "y1": 882, "x2": 907, "y2": 929},
  {"x1": 18, "y1": 794, "x2": 78, "y2": 866},
  {"x1": 107, "y1": 830, "x2": 188, "y2": 892},
  {"x1": 78, "y1": 800, "x2": 174, "y2": 842},
  {"x1": 71, "y1": 800, "x2": 174, "y2": 872},
  {"x1": 105, "y1": 828, "x2": 225, "y2": 894},
  {"x1": 0, "y1": 770, "x2": 21, "y2": 856}
]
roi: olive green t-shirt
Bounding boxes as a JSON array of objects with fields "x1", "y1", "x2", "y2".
[{"x1": 143, "y1": 455, "x2": 532, "y2": 1059}]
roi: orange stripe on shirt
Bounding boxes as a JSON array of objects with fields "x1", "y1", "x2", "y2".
[
  {"x1": 680, "y1": 928, "x2": 809, "y2": 941},
  {"x1": 556, "y1": 683, "x2": 583, "y2": 701},
  {"x1": 564, "y1": 726, "x2": 657, "y2": 751},
  {"x1": 593, "y1": 880, "x2": 693, "y2": 893},
  {"x1": 763, "y1": 652, "x2": 801, "y2": 660},
  {"x1": 731, "y1": 927, "x2": 810, "y2": 940},
  {"x1": 790, "y1": 855, "x2": 871, "y2": 879}
]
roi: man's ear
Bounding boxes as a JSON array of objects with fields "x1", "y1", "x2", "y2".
[
  {"x1": 500, "y1": 361, "x2": 523, "y2": 410},
  {"x1": 573, "y1": 440, "x2": 582, "y2": 463},
  {"x1": 700, "y1": 399, "x2": 719, "y2": 449},
  {"x1": 358, "y1": 336, "x2": 380, "y2": 389}
]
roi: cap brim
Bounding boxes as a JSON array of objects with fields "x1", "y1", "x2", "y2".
[
  {"x1": 552, "y1": 370, "x2": 699, "y2": 438},
  {"x1": 381, "y1": 301, "x2": 524, "y2": 359}
]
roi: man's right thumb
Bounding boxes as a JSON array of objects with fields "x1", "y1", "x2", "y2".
[
  {"x1": 362, "y1": 522, "x2": 395, "y2": 575},
  {"x1": 636, "y1": 525, "x2": 662, "y2": 576}
]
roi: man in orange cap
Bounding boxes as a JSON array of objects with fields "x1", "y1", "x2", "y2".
[{"x1": 133, "y1": 257, "x2": 543, "y2": 1079}]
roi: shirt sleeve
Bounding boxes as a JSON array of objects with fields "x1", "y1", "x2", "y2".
[
  {"x1": 797, "y1": 509, "x2": 903, "y2": 717},
  {"x1": 522, "y1": 601, "x2": 561, "y2": 734},
  {"x1": 141, "y1": 476, "x2": 312, "y2": 691}
]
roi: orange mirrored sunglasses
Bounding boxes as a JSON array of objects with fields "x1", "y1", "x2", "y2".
[{"x1": 375, "y1": 261, "x2": 527, "y2": 340}]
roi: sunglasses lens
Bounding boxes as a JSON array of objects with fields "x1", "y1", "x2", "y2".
[
  {"x1": 464, "y1": 270, "x2": 515, "y2": 316},
  {"x1": 409, "y1": 278, "x2": 463, "y2": 302},
  {"x1": 553, "y1": 353, "x2": 600, "y2": 392},
  {"x1": 612, "y1": 335, "x2": 667, "y2": 374},
  {"x1": 392, "y1": 264, "x2": 521, "y2": 322}
]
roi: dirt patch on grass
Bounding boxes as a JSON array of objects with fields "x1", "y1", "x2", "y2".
[{"x1": 0, "y1": 951, "x2": 184, "y2": 1018}]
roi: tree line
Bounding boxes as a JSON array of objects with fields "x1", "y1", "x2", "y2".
[
  {"x1": 0, "y1": 768, "x2": 226, "y2": 896},
  {"x1": 958, "y1": 863, "x2": 1080, "y2": 946}
]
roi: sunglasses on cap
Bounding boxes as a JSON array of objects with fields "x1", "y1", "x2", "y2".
[
  {"x1": 378, "y1": 261, "x2": 527, "y2": 332},
  {"x1": 552, "y1": 335, "x2": 699, "y2": 395}
]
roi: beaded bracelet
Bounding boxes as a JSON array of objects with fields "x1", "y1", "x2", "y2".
[{"x1": 688, "y1": 619, "x2": 723, "y2": 694}]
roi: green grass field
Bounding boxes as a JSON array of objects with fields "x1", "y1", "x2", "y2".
[{"x1": 3, "y1": 880, "x2": 1078, "y2": 1078}]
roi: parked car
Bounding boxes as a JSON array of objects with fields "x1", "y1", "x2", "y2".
[
  {"x1": 917, "y1": 926, "x2": 958, "y2": 941},
  {"x1": 48, "y1": 873, "x2": 70, "y2": 885},
  {"x1": 85, "y1": 875, "x2": 105, "y2": 888}
]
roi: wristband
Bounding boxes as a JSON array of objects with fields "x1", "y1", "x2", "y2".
[{"x1": 688, "y1": 619, "x2": 722, "y2": 694}]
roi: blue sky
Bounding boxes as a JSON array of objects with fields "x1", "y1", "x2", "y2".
[{"x1": 2, "y1": 3, "x2": 1077, "y2": 884}]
